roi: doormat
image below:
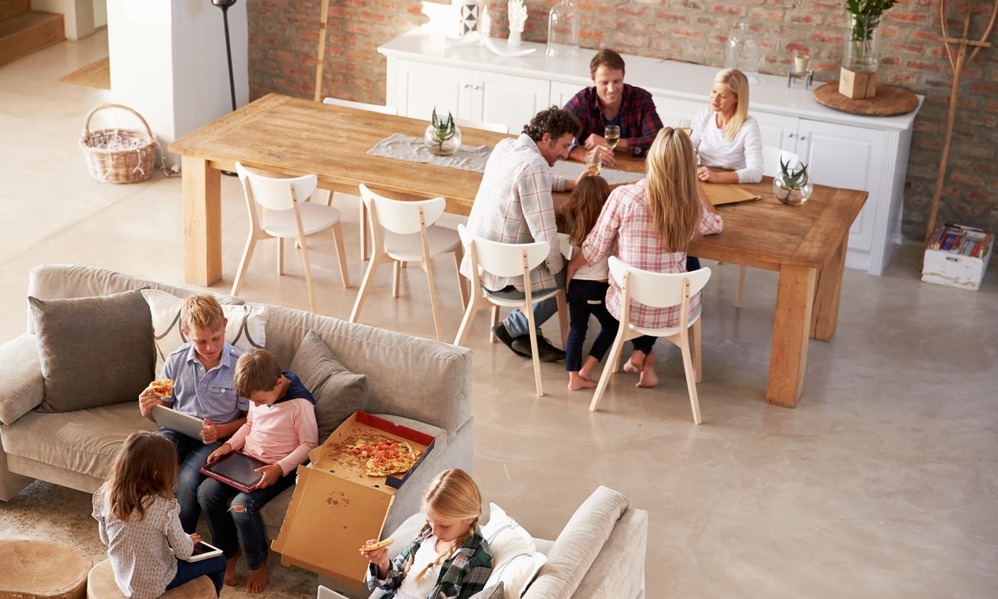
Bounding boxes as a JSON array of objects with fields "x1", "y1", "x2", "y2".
[{"x1": 58, "y1": 57, "x2": 110, "y2": 89}]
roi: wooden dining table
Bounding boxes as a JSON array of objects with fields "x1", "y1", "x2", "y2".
[{"x1": 169, "y1": 93, "x2": 866, "y2": 409}]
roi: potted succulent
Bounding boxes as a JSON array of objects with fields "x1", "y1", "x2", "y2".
[
  {"x1": 773, "y1": 157, "x2": 812, "y2": 205},
  {"x1": 424, "y1": 107, "x2": 462, "y2": 156},
  {"x1": 839, "y1": 0, "x2": 896, "y2": 98}
]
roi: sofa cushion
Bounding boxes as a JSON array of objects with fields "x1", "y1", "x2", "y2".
[
  {"x1": 142, "y1": 289, "x2": 267, "y2": 372},
  {"x1": 481, "y1": 503, "x2": 547, "y2": 599},
  {"x1": 290, "y1": 331, "x2": 370, "y2": 443},
  {"x1": 0, "y1": 401, "x2": 157, "y2": 480},
  {"x1": 29, "y1": 290, "x2": 155, "y2": 412},
  {"x1": 520, "y1": 486, "x2": 628, "y2": 599},
  {"x1": 0, "y1": 334, "x2": 44, "y2": 425},
  {"x1": 469, "y1": 582, "x2": 504, "y2": 599}
]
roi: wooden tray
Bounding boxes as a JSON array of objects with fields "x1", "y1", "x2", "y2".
[{"x1": 812, "y1": 82, "x2": 919, "y2": 116}]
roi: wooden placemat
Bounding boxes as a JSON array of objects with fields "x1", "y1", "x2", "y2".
[{"x1": 812, "y1": 82, "x2": 919, "y2": 116}]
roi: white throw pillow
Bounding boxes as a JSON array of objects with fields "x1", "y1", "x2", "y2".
[
  {"x1": 480, "y1": 503, "x2": 547, "y2": 599},
  {"x1": 142, "y1": 289, "x2": 267, "y2": 371}
]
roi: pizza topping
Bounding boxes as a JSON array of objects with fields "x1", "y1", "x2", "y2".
[
  {"x1": 345, "y1": 435, "x2": 421, "y2": 477},
  {"x1": 150, "y1": 379, "x2": 174, "y2": 398}
]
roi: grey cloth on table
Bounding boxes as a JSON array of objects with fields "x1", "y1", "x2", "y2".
[
  {"x1": 367, "y1": 133, "x2": 492, "y2": 173},
  {"x1": 549, "y1": 160, "x2": 641, "y2": 186}
]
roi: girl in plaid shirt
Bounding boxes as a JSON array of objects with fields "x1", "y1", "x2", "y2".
[
  {"x1": 363, "y1": 469, "x2": 492, "y2": 599},
  {"x1": 569, "y1": 127, "x2": 722, "y2": 388}
]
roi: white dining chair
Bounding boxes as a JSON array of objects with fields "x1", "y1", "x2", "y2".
[
  {"x1": 349, "y1": 184, "x2": 467, "y2": 341},
  {"x1": 321, "y1": 97, "x2": 398, "y2": 115},
  {"x1": 454, "y1": 225, "x2": 568, "y2": 397},
  {"x1": 453, "y1": 117, "x2": 509, "y2": 134},
  {"x1": 230, "y1": 162, "x2": 350, "y2": 312},
  {"x1": 589, "y1": 257, "x2": 712, "y2": 423}
]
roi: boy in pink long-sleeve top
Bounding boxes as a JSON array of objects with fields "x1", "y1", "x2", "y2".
[{"x1": 198, "y1": 348, "x2": 318, "y2": 593}]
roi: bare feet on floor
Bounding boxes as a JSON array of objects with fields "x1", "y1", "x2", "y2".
[
  {"x1": 245, "y1": 564, "x2": 268, "y2": 593},
  {"x1": 224, "y1": 548, "x2": 243, "y2": 586},
  {"x1": 623, "y1": 350, "x2": 645, "y2": 374},
  {"x1": 568, "y1": 371, "x2": 597, "y2": 391},
  {"x1": 636, "y1": 352, "x2": 658, "y2": 388}
]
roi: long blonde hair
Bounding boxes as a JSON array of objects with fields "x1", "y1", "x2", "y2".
[
  {"x1": 568, "y1": 176, "x2": 611, "y2": 247},
  {"x1": 407, "y1": 468, "x2": 483, "y2": 582},
  {"x1": 104, "y1": 431, "x2": 178, "y2": 522},
  {"x1": 644, "y1": 128, "x2": 702, "y2": 252},
  {"x1": 714, "y1": 68, "x2": 749, "y2": 142}
]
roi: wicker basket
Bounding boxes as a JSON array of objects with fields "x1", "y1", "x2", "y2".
[{"x1": 80, "y1": 103, "x2": 158, "y2": 184}]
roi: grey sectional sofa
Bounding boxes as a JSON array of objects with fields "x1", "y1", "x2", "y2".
[{"x1": 0, "y1": 264, "x2": 474, "y2": 543}]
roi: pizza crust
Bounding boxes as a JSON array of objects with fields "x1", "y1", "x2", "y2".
[
  {"x1": 150, "y1": 379, "x2": 174, "y2": 398},
  {"x1": 358, "y1": 537, "x2": 395, "y2": 552}
]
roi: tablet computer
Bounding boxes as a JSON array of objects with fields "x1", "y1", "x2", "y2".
[
  {"x1": 317, "y1": 585, "x2": 351, "y2": 599},
  {"x1": 200, "y1": 451, "x2": 268, "y2": 493},
  {"x1": 152, "y1": 404, "x2": 205, "y2": 439},
  {"x1": 182, "y1": 541, "x2": 223, "y2": 562}
]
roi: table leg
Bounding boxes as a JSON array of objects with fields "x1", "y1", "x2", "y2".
[
  {"x1": 810, "y1": 236, "x2": 847, "y2": 341},
  {"x1": 766, "y1": 265, "x2": 817, "y2": 408},
  {"x1": 182, "y1": 156, "x2": 223, "y2": 286}
]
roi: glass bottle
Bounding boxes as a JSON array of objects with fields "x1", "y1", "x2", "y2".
[{"x1": 546, "y1": 0, "x2": 579, "y2": 58}]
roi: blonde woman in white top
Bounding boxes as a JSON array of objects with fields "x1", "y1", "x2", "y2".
[{"x1": 689, "y1": 68, "x2": 764, "y2": 184}]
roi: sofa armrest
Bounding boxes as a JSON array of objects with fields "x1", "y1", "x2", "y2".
[{"x1": 0, "y1": 334, "x2": 44, "y2": 426}]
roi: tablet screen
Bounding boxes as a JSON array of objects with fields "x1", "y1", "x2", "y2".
[{"x1": 202, "y1": 451, "x2": 268, "y2": 490}]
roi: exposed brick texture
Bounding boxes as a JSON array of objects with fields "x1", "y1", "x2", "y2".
[{"x1": 248, "y1": 0, "x2": 998, "y2": 242}]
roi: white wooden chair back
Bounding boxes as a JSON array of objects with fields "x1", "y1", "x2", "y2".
[
  {"x1": 761, "y1": 146, "x2": 801, "y2": 178},
  {"x1": 322, "y1": 97, "x2": 398, "y2": 115},
  {"x1": 609, "y1": 256, "x2": 712, "y2": 310},
  {"x1": 453, "y1": 117, "x2": 509, "y2": 134},
  {"x1": 466, "y1": 231, "x2": 551, "y2": 280},
  {"x1": 236, "y1": 162, "x2": 317, "y2": 211},
  {"x1": 360, "y1": 184, "x2": 445, "y2": 236}
]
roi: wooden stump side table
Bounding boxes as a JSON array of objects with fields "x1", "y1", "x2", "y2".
[{"x1": 0, "y1": 539, "x2": 91, "y2": 599}]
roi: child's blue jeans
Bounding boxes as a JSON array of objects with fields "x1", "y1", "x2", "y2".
[{"x1": 160, "y1": 429, "x2": 222, "y2": 533}]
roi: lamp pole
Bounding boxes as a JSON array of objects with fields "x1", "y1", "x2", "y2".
[{"x1": 212, "y1": 0, "x2": 238, "y2": 112}]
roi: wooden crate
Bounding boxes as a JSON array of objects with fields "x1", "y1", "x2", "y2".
[{"x1": 839, "y1": 67, "x2": 877, "y2": 99}]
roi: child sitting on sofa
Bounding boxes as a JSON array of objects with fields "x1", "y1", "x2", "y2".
[
  {"x1": 138, "y1": 294, "x2": 248, "y2": 533},
  {"x1": 198, "y1": 348, "x2": 318, "y2": 593}
]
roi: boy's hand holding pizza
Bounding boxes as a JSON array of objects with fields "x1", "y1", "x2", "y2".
[{"x1": 138, "y1": 379, "x2": 173, "y2": 419}]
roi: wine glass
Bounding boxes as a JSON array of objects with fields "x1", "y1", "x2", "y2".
[{"x1": 604, "y1": 125, "x2": 620, "y2": 151}]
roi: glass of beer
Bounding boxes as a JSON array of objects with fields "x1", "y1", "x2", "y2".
[
  {"x1": 586, "y1": 151, "x2": 602, "y2": 176},
  {"x1": 604, "y1": 125, "x2": 620, "y2": 151}
]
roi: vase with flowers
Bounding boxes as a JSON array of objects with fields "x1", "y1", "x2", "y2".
[{"x1": 839, "y1": 0, "x2": 896, "y2": 98}]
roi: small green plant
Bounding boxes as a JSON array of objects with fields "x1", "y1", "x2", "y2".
[
  {"x1": 780, "y1": 157, "x2": 809, "y2": 189},
  {"x1": 429, "y1": 107, "x2": 455, "y2": 152}
]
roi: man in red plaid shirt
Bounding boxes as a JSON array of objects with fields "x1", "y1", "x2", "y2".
[{"x1": 563, "y1": 49, "x2": 664, "y2": 167}]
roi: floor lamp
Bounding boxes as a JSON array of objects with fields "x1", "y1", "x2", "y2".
[{"x1": 211, "y1": 0, "x2": 238, "y2": 112}]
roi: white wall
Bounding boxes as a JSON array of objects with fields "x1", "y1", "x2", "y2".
[
  {"x1": 107, "y1": 0, "x2": 248, "y2": 147},
  {"x1": 32, "y1": 0, "x2": 94, "y2": 40}
]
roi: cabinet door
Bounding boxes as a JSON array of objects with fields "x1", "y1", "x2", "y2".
[
  {"x1": 653, "y1": 95, "x2": 706, "y2": 128},
  {"x1": 550, "y1": 81, "x2": 583, "y2": 109},
  {"x1": 751, "y1": 111, "x2": 799, "y2": 152},
  {"x1": 474, "y1": 71, "x2": 550, "y2": 134},
  {"x1": 797, "y1": 119, "x2": 886, "y2": 254},
  {"x1": 393, "y1": 59, "x2": 472, "y2": 121}
]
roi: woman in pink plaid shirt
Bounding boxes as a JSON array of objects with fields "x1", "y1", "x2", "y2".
[{"x1": 567, "y1": 127, "x2": 722, "y2": 388}]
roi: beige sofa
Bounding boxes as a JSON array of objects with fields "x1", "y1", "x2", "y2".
[
  {"x1": 376, "y1": 486, "x2": 648, "y2": 599},
  {"x1": 0, "y1": 264, "x2": 474, "y2": 542}
]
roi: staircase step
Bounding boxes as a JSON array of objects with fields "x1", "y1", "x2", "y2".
[
  {"x1": 0, "y1": 11, "x2": 65, "y2": 66},
  {"x1": 0, "y1": 0, "x2": 31, "y2": 24}
]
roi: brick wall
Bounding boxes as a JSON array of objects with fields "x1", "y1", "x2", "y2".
[{"x1": 247, "y1": 0, "x2": 998, "y2": 243}]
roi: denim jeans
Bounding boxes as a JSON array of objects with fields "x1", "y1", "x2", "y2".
[
  {"x1": 160, "y1": 429, "x2": 221, "y2": 533},
  {"x1": 489, "y1": 269, "x2": 567, "y2": 339},
  {"x1": 197, "y1": 471, "x2": 297, "y2": 571},
  {"x1": 565, "y1": 279, "x2": 618, "y2": 372},
  {"x1": 168, "y1": 554, "x2": 226, "y2": 596}
]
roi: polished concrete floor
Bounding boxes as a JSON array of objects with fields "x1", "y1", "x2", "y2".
[{"x1": 2, "y1": 31, "x2": 997, "y2": 599}]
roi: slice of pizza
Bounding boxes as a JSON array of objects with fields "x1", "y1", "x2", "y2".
[
  {"x1": 358, "y1": 537, "x2": 394, "y2": 553},
  {"x1": 150, "y1": 378, "x2": 174, "y2": 398}
]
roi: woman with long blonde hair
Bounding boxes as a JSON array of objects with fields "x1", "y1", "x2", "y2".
[
  {"x1": 363, "y1": 468, "x2": 493, "y2": 598},
  {"x1": 568, "y1": 127, "x2": 722, "y2": 388},
  {"x1": 689, "y1": 68, "x2": 764, "y2": 185}
]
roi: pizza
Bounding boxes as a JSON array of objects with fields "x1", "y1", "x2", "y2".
[
  {"x1": 345, "y1": 436, "x2": 421, "y2": 477},
  {"x1": 358, "y1": 537, "x2": 395, "y2": 553},
  {"x1": 150, "y1": 379, "x2": 174, "y2": 398}
]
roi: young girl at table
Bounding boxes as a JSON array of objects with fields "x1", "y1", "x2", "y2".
[
  {"x1": 92, "y1": 431, "x2": 226, "y2": 599},
  {"x1": 569, "y1": 127, "x2": 722, "y2": 388},
  {"x1": 563, "y1": 175, "x2": 619, "y2": 391},
  {"x1": 198, "y1": 348, "x2": 318, "y2": 593},
  {"x1": 363, "y1": 468, "x2": 493, "y2": 599}
]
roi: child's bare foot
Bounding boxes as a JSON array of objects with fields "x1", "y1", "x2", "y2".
[
  {"x1": 636, "y1": 353, "x2": 658, "y2": 388},
  {"x1": 224, "y1": 549, "x2": 243, "y2": 586},
  {"x1": 568, "y1": 372, "x2": 597, "y2": 391},
  {"x1": 623, "y1": 350, "x2": 645, "y2": 374},
  {"x1": 578, "y1": 356, "x2": 598, "y2": 382},
  {"x1": 245, "y1": 564, "x2": 268, "y2": 593}
]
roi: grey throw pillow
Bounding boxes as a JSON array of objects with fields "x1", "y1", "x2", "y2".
[
  {"x1": 289, "y1": 330, "x2": 369, "y2": 443},
  {"x1": 29, "y1": 289, "x2": 155, "y2": 412}
]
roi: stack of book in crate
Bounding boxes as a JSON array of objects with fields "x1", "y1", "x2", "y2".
[{"x1": 922, "y1": 223, "x2": 994, "y2": 290}]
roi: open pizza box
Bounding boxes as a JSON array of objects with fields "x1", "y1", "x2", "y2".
[{"x1": 271, "y1": 411, "x2": 435, "y2": 591}]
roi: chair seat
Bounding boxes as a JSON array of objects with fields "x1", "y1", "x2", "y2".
[
  {"x1": 262, "y1": 202, "x2": 342, "y2": 237},
  {"x1": 385, "y1": 225, "x2": 460, "y2": 262},
  {"x1": 484, "y1": 286, "x2": 563, "y2": 309},
  {"x1": 629, "y1": 305, "x2": 702, "y2": 338}
]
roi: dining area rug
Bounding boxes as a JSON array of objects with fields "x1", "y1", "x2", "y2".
[{"x1": 57, "y1": 57, "x2": 110, "y2": 89}]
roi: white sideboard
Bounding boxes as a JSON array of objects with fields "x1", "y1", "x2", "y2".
[{"x1": 378, "y1": 29, "x2": 922, "y2": 275}]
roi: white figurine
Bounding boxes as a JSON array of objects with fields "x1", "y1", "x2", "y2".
[{"x1": 507, "y1": 0, "x2": 527, "y2": 46}]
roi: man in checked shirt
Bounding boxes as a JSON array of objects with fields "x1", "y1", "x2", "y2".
[
  {"x1": 463, "y1": 107, "x2": 584, "y2": 362},
  {"x1": 563, "y1": 48, "x2": 664, "y2": 167}
]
